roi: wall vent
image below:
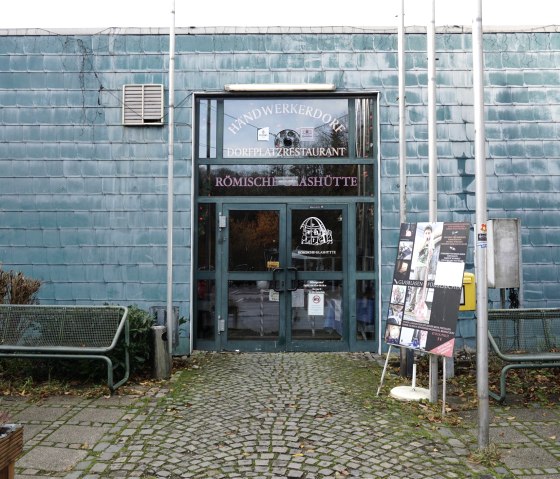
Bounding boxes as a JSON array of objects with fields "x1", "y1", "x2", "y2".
[{"x1": 122, "y1": 84, "x2": 164, "y2": 125}]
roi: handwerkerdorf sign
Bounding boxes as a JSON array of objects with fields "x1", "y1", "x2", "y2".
[{"x1": 223, "y1": 99, "x2": 350, "y2": 159}]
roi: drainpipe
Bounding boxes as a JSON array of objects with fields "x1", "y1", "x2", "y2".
[{"x1": 166, "y1": 0, "x2": 176, "y2": 355}]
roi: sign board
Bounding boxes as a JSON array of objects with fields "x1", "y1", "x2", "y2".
[
  {"x1": 291, "y1": 288, "x2": 304, "y2": 308},
  {"x1": 384, "y1": 222, "x2": 470, "y2": 357},
  {"x1": 257, "y1": 127, "x2": 269, "y2": 141},
  {"x1": 487, "y1": 218, "x2": 521, "y2": 288},
  {"x1": 308, "y1": 292, "x2": 325, "y2": 316}
]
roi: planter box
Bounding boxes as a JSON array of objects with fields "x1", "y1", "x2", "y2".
[{"x1": 0, "y1": 425, "x2": 23, "y2": 479}]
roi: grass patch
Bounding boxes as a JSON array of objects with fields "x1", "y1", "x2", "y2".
[
  {"x1": 0, "y1": 357, "x2": 159, "y2": 400},
  {"x1": 469, "y1": 443, "x2": 502, "y2": 468},
  {"x1": 381, "y1": 352, "x2": 560, "y2": 409}
]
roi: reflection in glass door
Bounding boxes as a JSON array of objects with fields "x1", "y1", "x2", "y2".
[
  {"x1": 221, "y1": 205, "x2": 347, "y2": 351},
  {"x1": 225, "y1": 207, "x2": 283, "y2": 344}
]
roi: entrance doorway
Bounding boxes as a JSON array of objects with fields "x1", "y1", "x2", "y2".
[
  {"x1": 193, "y1": 93, "x2": 379, "y2": 352},
  {"x1": 222, "y1": 204, "x2": 347, "y2": 351}
]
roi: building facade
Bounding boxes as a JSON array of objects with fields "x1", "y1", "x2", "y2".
[{"x1": 1, "y1": 26, "x2": 559, "y2": 354}]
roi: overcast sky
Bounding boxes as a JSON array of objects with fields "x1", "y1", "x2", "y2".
[{"x1": 1, "y1": 0, "x2": 557, "y2": 29}]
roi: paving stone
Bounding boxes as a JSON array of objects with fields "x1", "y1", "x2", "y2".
[
  {"x1": 501, "y1": 446, "x2": 560, "y2": 469},
  {"x1": 13, "y1": 405, "x2": 68, "y2": 422},
  {"x1": 17, "y1": 446, "x2": 88, "y2": 472},
  {"x1": 529, "y1": 423, "x2": 560, "y2": 443},
  {"x1": 70, "y1": 407, "x2": 126, "y2": 424},
  {"x1": 489, "y1": 426, "x2": 532, "y2": 443},
  {"x1": 498, "y1": 407, "x2": 559, "y2": 422},
  {"x1": 90, "y1": 462, "x2": 108, "y2": 473},
  {"x1": 47, "y1": 424, "x2": 111, "y2": 446},
  {"x1": 20, "y1": 423, "x2": 47, "y2": 442}
]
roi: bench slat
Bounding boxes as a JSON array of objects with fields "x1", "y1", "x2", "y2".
[{"x1": 0, "y1": 305, "x2": 124, "y2": 351}]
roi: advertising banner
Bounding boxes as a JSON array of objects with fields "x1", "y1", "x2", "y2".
[{"x1": 384, "y1": 222, "x2": 470, "y2": 357}]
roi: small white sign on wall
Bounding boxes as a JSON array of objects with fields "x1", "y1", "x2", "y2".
[
  {"x1": 257, "y1": 127, "x2": 270, "y2": 141},
  {"x1": 300, "y1": 127, "x2": 314, "y2": 140},
  {"x1": 292, "y1": 289, "x2": 304, "y2": 308}
]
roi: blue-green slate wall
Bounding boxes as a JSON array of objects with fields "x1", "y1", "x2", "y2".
[{"x1": 1, "y1": 27, "x2": 559, "y2": 350}]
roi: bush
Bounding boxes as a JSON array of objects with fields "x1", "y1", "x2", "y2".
[
  {"x1": 121, "y1": 305, "x2": 156, "y2": 375},
  {"x1": 0, "y1": 269, "x2": 42, "y2": 304}
]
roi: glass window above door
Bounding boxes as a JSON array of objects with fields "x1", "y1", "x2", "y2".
[{"x1": 223, "y1": 98, "x2": 349, "y2": 159}]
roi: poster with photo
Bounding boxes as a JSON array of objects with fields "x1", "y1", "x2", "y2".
[{"x1": 384, "y1": 222, "x2": 470, "y2": 357}]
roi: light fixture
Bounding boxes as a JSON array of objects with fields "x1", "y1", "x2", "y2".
[{"x1": 224, "y1": 83, "x2": 336, "y2": 92}]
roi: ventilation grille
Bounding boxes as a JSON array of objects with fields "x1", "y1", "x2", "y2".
[{"x1": 122, "y1": 84, "x2": 164, "y2": 125}]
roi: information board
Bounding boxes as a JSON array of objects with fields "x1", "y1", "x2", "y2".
[{"x1": 384, "y1": 222, "x2": 470, "y2": 357}]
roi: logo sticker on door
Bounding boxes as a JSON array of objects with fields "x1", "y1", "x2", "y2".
[{"x1": 300, "y1": 217, "x2": 333, "y2": 246}]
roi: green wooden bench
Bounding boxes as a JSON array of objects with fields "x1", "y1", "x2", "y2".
[
  {"x1": 487, "y1": 307, "x2": 560, "y2": 402},
  {"x1": 0, "y1": 305, "x2": 129, "y2": 393}
]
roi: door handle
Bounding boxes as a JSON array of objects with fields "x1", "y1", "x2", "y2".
[
  {"x1": 272, "y1": 268, "x2": 285, "y2": 292},
  {"x1": 287, "y1": 267, "x2": 299, "y2": 292}
]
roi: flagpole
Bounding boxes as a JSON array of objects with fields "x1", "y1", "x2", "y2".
[
  {"x1": 473, "y1": 0, "x2": 490, "y2": 449},
  {"x1": 398, "y1": 0, "x2": 410, "y2": 378},
  {"x1": 427, "y1": 0, "x2": 439, "y2": 403}
]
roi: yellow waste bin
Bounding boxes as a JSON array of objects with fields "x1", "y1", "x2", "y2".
[{"x1": 460, "y1": 272, "x2": 476, "y2": 311}]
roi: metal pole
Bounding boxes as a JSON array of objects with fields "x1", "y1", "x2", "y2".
[
  {"x1": 398, "y1": 0, "x2": 409, "y2": 377},
  {"x1": 442, "y1": 354, "x2": 447, "y2": 416},
  {"x1": 376, "y1": 345, "x2": 392, "y2": 396},
  {"x1": 473, "y1": 0, "x2": 490, "y2": 449},
  {"x1": 427, "y1": 0, "x2": 439, "y2": 403},
  {"x1": 427, "y1": 0, "x2": 437, "y2": 222},
  {"x1": 166, "y1": 0, "x2": 176, "y2": 355},
  {"x1": 398, "y1": 0, "x2": 406, "y2": 224}
]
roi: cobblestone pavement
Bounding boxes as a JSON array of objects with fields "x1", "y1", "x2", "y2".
[{"x1": 1, "y1": 352, "x2": 559, "y2": 478}]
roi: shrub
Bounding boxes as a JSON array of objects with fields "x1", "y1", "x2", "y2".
[
  {"x1": 121, "y1": 305, "x2": 156, "y2": 375},
  {"x1": 0, "y1": 269, "x2": 42, "y2": 304}
]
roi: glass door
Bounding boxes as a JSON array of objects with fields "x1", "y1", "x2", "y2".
[
  {"x1": 220, "y1": 204, "x2": 348, "y2": 352},
  {"x1": 287, "y1": 206, "x2": 347, "y2": 350},
  {"x1": 220, "y1": 205, "x2": 286, "y2": 351}
]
